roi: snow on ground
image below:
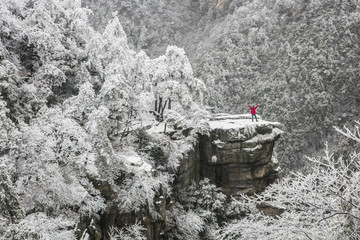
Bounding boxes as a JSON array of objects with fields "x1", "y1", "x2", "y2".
[
  {"x1": 118, "y1": 153, "x2": 153, "y2": 172},
  {"x1": 208, "y1": 113, "x2": 281, "y2": 130},
  {"x1": 141, "y1": 113, "x2": 281, "y2": 133},
  {"x1": 211, "y1": 113, "x2": 257, "y2": 120},
  {"x1": 146, "y1": 121, "x2": 175, "y2": 134}
]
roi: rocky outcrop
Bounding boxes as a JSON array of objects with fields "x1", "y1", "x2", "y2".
[
  {"x1": 175, "y1": 114, "x2": 282, "y2": 196},
  {"x1": 78, "y1": 114, "x2": 281, "y2": 240},
  {"x1": 173, "y1": 140, "x2": 201, "y2": 189},
  {"x1": 199, "y1": 114, "x2": 282, "y2": 195}
]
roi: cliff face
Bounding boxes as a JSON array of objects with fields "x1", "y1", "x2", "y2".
[
  {"x1": 176, "y1": 114, "x2": 282, "y2": 196},
  {"x1": 74, "y1": 114, "x2": 282, "y2": 240}
]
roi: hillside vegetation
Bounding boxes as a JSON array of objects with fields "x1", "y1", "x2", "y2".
[
  {"x1": 1, "y1": 0, "x2": 360, "y2": 239},
  {"x1": 85, "y1": 0, "x2": 360, "y2": 170},
  {"x1": 0, "y1": 0, "x2": 207, "y2": 238}
]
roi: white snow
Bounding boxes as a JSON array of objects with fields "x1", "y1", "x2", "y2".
[
  {"x1": 211, "y1": 155, "x2": 218, "y2": 163},
  {"x1": 243, "y1": 137, "x2": 258, "y2": 144},
  {"x1": 146, "y1": 121, "x2": 175, "y2": 134},
  {"x1": 208, "y1": 114, "x2": 281, "y2": 130},
  {"x1": 213, "y1": 139, "x2": 225, "y2": 145},
  {"x1": 211, "y1": 113, "x2": 256, "y2": 120},
  {"x1": 213, "y1": 139, "x2": 226, "y2": 149},
  {"x1": 120, "y1": 154, "x2": 153, "y2": 172}
]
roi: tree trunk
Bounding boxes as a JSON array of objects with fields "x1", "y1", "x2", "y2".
[
  {"x1": 158, "y1": 97, "x2": 162, "y2": 114},
  {"x1": 161, "y1": 99, "x2": 168, "y2": 118}
]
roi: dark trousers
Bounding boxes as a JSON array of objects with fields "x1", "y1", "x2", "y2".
[{"x1": 252, "y1": 114, "x2": 258, "y2": 122}]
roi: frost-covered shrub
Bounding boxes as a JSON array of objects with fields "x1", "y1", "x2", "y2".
[
  {"x1": 117, "y1": 170, "x2": 171, "y2": 219},
  {"x1": 34, "y1": 64, "x2": 66, "y2": 88},
  {"x1": 10, "y1": 107, "x2": 106, "y2": 219},
  {"x1": 149, "y1": 145, "x2": 167, "y2": 168},
  {"x1": 108, "y1": 222, "x2": 146, "y2": 240},
  {"x1": 64, "y1": 82, "x2": 96, "y2": 123},
  {"x1": 0, "y1": 99, "x2": 19, "y2": 154},
  {"x1": 164, "y1": 179, "x2": 226, "y2": 239},
  {"x1": 4, "y1": 213, "x2": 76, "y2": 240},
  {"x1": 0, "y1": 163, "x2": 23, "y2": 230},
  {"x1": 85, "y1": 106, "x2": 115, "y2": 164},
  {"x1": 178, "y1": 178, "x2": 227, "y2": 212},
  {"x1": 77, "y1": 179, "x2": 106, "y2": 216},
  {"x1": 166, "y1": 204, "x2": 205, "y2": 240},
  {"x1": 175, "y1": 210, "x2": 205, "y2": 240}
]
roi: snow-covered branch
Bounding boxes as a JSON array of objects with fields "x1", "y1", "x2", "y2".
[{"x1": 333, "y1": 120, "x2": 360, "y2": 142}]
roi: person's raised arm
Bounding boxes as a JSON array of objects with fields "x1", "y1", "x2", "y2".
[
  {"x1": 254, "y1": 104, "x2": 258, "y2": 109},
  {"x1": 248, "y1": 105, "x2": 252, "y2": 110}
]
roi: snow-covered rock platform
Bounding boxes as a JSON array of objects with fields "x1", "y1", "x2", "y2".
[
  {"x1": 209, "y1": 113, "x2": 281, "y2": 130},
  {"x1": 198, "y1": 113, "x2": 283, "y2": 195}
]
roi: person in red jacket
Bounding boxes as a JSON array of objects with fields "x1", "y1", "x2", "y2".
[{"x1": 249, "y1": 104, "x2": 259, "y2": 122}]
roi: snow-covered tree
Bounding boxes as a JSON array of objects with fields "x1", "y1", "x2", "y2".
[
  {"x1": 64, "y1": 81, "x2": 96, "y2": 124},
  {"x1": 164, "y1": 179, "x2": 227, "y2": 240},
  {"x1": 109, "y1": 222, "x2": 146, "y2": 240},
  {"x1": 151, "y1": 46, "x2": 205, "y2": 112},
  {"x1": 147, "y1": 45, "x2": 208, "y2": 132},
  {"x1": 13, "y1": 107, "x2": 104, "y2": 214},
  {"x1": 167, "y1": 206, "x2": 205, "y2": 240},
  {"x1": 4, "y1": 212, "x2": 77, "y2": 240},
  {"x1": 1, "y1": 1, "x2": 210, "y2": 239}
]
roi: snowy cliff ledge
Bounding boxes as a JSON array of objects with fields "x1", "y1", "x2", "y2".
[{"x1": 195, "y1": 113, "x2": 282, "y2": 196}]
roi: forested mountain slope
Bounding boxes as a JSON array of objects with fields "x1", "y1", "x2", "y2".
[
  {"x1": 0, "y1": 0, "x2": 207, "y2": 238},
  {"x1": 1, "y1": 1, "x2": 360, "y2": 239},
  {"x1": 84, "y1": 0, "x2": 360, "y2": 170},
  {"x1": 82, "y1": 0, "x2": 236, "y2": 58}
]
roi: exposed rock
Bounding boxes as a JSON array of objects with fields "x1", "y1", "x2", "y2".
[
  {"x1": 174, "y1": 140, "x2": 200, "y2": 189},
  {"x1": 173, "y1": 115, "x2": 282, "y2": 197},
  {"x1": 144, "y1": 187, "x2": 167, "y2": 240},
  {"x1": 174, "y1": 114, "x2": 282, "y2": 196},
  {"x1": 257, "y1": 202, "x2": 286, "y2": 216},
  {"x1": 199, "y1": 116, "x2": 282, "y2": 195},
  {"x1": 76, "y1": 215, "x2": 103, "y2": 240},
  {"x1": 78, "y1": 114, "x2": 281, "y2": 240}
]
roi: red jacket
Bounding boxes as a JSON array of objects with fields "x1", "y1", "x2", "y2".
[{"x1": 249, "y1": 105, "x2": 258, "y2": 114}]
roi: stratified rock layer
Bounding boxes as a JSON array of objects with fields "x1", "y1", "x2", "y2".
[
  {"x1": 176, "y1": 114, "x2": 282, "y2": 196},
  {"x1": 201, "y1": 115, "x2": 282, "y2": 195}
]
